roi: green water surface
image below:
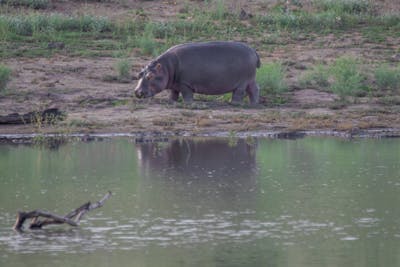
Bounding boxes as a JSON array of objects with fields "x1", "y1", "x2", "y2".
[{"x1": 1, "y1": 137, "x2": 400, "y2": 267}]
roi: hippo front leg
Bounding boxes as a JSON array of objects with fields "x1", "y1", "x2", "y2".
[{"x1": 180, "y1": 85, "x2": 194, "y2": 103}]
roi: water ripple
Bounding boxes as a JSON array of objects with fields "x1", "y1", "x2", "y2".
[{"x1": 0, "y1": 210, "x2": 386, "y2": 255}]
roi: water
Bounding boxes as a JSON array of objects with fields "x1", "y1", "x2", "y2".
[{"x1": 1, "y1": 137, "x2": 400, "y2": 267}]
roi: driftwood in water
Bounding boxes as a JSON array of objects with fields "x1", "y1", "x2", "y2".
[
  {"x1": 13, "y1": 191, "x2": 112, "y2": 231},
  {"x1": 0, "y1": 108, "x2": 64, "y2": 124}
]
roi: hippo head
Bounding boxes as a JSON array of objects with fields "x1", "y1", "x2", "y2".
[{"x1": 134, "y1": 61, "x2": 168, "y2": 99}]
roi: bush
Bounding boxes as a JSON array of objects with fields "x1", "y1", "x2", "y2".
[
  {"x1": 2, "y1": 16, "x2": 34, "y2": 36},
  {"x1": 115, "y1": 59, "x2": 131, "y2": 81},
  {"x1": 375, "y1": 64, "x2": 400, "y2": 91},
  {"x1": 0, "y1": 64, "x2": 11, "y2": 91},
  {"x1": 329, "y1": 57, "x2": 364, "y2": 98},
  {"x1": 256, "y1": 62, "x2": 287, "y2": 95},
  {"x1": 137, "y1": 22, "x2": 158, "y2": 56},
  {"x1": 210, "y1": 0, "x2": 228, "y2": 20}
]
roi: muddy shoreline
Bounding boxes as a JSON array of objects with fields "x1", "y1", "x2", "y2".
[{"x1": 1, "y1": 127, "x2": 400, "y2": 146}]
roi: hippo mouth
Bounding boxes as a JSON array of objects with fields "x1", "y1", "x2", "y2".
[
  {"x1": 134, "y1": 88, "x2": 155, "y2": 99},
  {"x1": 134, "y1": 89, "x2": 145, "y2": 98}
]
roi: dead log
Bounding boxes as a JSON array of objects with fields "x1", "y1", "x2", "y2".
[
  {"x1": 0, "y1": 108, "x2": 64, "y2": 125},
  {"x1": 13, "y1": 191, "x2": 112, "y2": 231}
]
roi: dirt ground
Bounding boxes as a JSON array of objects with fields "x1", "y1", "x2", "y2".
[{"x1": 1, "y1": 0, "x2": 400, "y2": 138}]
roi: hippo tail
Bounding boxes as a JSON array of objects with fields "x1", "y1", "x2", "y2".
[{"x1": 255, "y1": 50, "x2": 261, "y2": 68}]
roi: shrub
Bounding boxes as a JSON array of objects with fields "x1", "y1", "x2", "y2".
[
  {"x1": 0, "y1": 64, "x2": 11, "y2": 91},
  {"x1": 115, "y1": 59, "x2": 131, "y2": 81},
  {"x1": 210, "y1": 0, "x2": 227, "y2": 20},
  {"x1": 329, "y1": 57, "x2": 364, "y2": 98},
  {"x1": 2, "y1": 16, "x2": 34, "y2": 36},
  {"x1": 256, "y1": 62, "x2": 287, "y2": 95},
  {"x1": 374, "y1": 64, "x2": 400, "y2": 91},
  {"x1": 137, "y1": 22, "x2": 158, "y2": 56}
]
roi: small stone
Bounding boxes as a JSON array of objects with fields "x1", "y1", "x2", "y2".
[
  {"x1": 390, "y1": 54, "x2": 400, "y2": 62},
  {"x1": 48, "y1": 42, "x2": 65, "y2": 50},
  {"x1": 239, "y1": 8, "x2": 253, "y2": 20}
]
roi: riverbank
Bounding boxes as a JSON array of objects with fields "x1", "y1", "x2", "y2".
[{"x1": 1, "y1": 0, "x2": 400, "y2": 139}]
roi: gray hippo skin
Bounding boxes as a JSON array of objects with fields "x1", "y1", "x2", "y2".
[{"x1": 134, "y1": 41, "x2": 260, "y2": 104}]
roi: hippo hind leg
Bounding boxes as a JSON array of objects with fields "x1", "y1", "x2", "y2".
[
  {"x1": 169, "y1": 90, "x2": 180, "y2": 102},
  {"x1": 231, "y1": 83, "x2": 247, "y2": 105},
  {"x1": 246, "y1": 80, "x2": 259, "y2": 105}
]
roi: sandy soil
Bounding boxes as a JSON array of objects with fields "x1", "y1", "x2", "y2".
[{"x1": 1, "y1": 0, "x2": 400, "y2": 138}]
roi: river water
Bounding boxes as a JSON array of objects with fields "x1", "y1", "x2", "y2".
[{"x1": 1, "y1": 137, "x2": 400, "y2": 267}]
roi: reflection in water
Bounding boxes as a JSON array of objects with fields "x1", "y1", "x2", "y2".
[
  {"x1": 136, "y1": 138, "x2": 257, "y2": 179},
  {"x1": 135, "y1": 139, "x2": 259, "y2": 211},
  {"x1": 1, "y1": 137, "x2": 400, "y2": 267}
]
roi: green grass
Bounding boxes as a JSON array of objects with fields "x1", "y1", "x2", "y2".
[
  {"x1": 209, "y1": 0, "x2": 228, "y2": 20},
  {"x1": 299, "y1": 58, "x2": 400, "y2": 102},
  {"x1": 0, "y1": 64, "x2": 11, "y2": 91},
  {"x1": 0, "y1": 14, "x2": 115, "y2": 57},
  {"x1": 374, "y1": 64, "x2": 400, "y2": 91},
  {"x1": 299, "y1": 58, "x2": 374, "y2": 100},
  {"x1": 329, "y1": 57, "x2": 365, "y2": 99},
  {"x1": 256, "y1": 0, "x2": 399, "y2": 34},
  {"x1": 0, "y1": 1, "x2": 399, "y2": 59},
  {"x1": 256, "y1": 62, "x2": 287, "y2": 96},
  {"x1": 0, "y1": 14, "x2": 112, "y2": 37},
  {"x1": 1, "y1": 0, "x2": 50, "y2": 9},
  {"x1": 115, "y1": 59, "x2": 131, "y2": 81},
  {"x1": 136, "y1": 22, "x2": 159, "y2": 56},
  {"x1": 314, "y1": 0, "x2": 373, "y2": 15}
]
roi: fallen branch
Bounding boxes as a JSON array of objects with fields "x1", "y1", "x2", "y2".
[
  {"x1": 0, "y1": 108, "x2": 64, "y2": 125},
  {"x1": 13, "y1": 191, "x2": 112, "y2": 231}
]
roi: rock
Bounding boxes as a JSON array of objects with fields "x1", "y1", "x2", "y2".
[
  {"x1": 48, "y1": 42, "x2": 65, "y2": 50},
  {"x1": 239, "y1": 8, "x2": 253, "y2": 20},
  {"x1": 390, "y1": 54, "x2": 400, "y2": 62}
]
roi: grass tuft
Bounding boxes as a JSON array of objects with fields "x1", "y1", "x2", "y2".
[
  {"x1": 374, "y1": 64, "x2": 400, "y2": 91},
  {"x1": 329, "y1": 57, "x2": 365, "y2": 99},
  {"x1": 256, "y1": 62, "x2": 287, "y2": 96},
  {"x1": 137, "y1": 22, "x2": 158, "y2": 56},
  {"x1": 115, "y1": 59, "x2": 131, "y2": 82},
  {"x1": 0, "y1": 64, "x2": 11, "y2": 91},
  {"x1": 210, "y1": 0, "x2": 228, "y2": 20},
  {"x1": 314, "y1": 0, "x2": 373, "y2": 15},
  {"x1": 299, "y1": 57, "x2": 371, "y2": 100}
]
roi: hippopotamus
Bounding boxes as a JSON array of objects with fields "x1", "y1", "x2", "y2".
[{"x1": 134, "y1": 41, "x2": 260, "y2": 104}]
